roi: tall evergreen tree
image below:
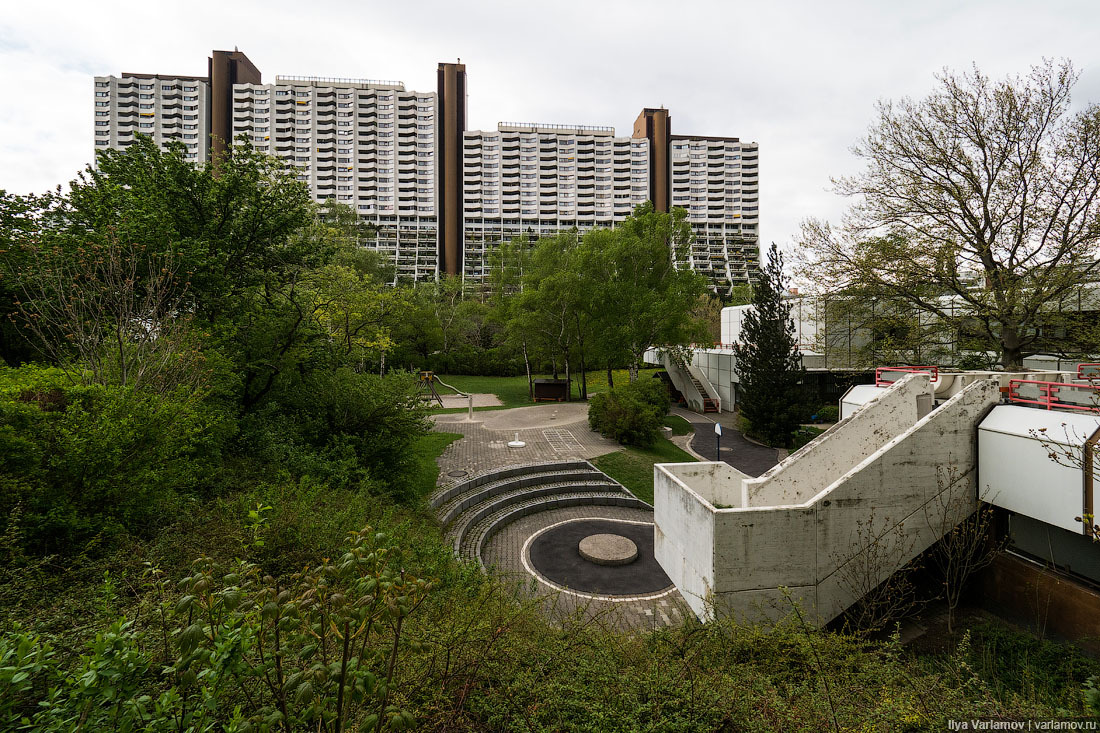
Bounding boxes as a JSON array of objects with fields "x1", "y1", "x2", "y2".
[{"x1": 733, "y1": 243, "x2": 804, "y2": 447}]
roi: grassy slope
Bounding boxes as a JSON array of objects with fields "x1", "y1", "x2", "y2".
[
  {"x1": 409, "y1": 431, "x2": 462, "y2": 497},
  {"x1": 662, "y1": 414, "x2": 694, "y2": 435},
  {"x1": 592, "y1": 435, "x2": 697, "y2": 505}
]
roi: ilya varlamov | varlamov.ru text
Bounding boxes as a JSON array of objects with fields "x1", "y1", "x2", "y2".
[{"x1": 947, "y1": 721, "x2": 1098, "y2": 731}]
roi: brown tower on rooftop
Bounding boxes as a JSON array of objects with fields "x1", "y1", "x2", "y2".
[
  {"x1": 437, "y1": 61, "x2": 467, "y2": 277},
  {"x1": 208, "y1": 49, "x2": 261, "y2": 163},
  {"x1": 633, "y1": 108, "x2": 671, "y2": 212}
]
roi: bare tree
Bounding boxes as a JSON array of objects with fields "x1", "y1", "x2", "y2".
[
  {"x1": 798, "y1": 60, "x2": 1100, "y2": 370},
  {"x1": 833, "y1": 508, "x2": 922, "y2": 634},
  {"x1": 14, "y1": 235, "x2": 206, "y2": 395},
  {"x1": 924, "y1": 467, "x2": 1005, "y2": 634}
]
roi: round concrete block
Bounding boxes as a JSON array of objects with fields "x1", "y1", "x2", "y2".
[{"x1": 578, "y1": 533, "x2": 638, "y2": 566}]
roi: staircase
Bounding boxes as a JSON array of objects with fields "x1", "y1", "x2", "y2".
[
  {"x1": 430, "y1": 461, "x2": 650, "y2": 566},
  {"x1": 662, "y1": 352, "x2": 721, "y2": 414},
  {"x1": 689, "y1": 374, "x2": 719, "y2": 413}
]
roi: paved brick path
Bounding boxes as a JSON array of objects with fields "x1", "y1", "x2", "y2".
[
  {"x1": 431, "y1": 403, "x2": 691, "y2": 630},
  {"x1": 672, "y1": 407, "x2": 780, "y2": 477},
  {"x1": 432, "y1": 405, "x2": 621, "y2": 483}
]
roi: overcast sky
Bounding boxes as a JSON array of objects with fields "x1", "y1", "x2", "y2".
[{"x1": 2, "y1": 0, "x2": 1099, "y2": 253}]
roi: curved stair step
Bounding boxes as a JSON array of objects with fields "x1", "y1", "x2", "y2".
[
  {"x1": 430, "y1": 460, "x2": 595, "y2": 509},
  {"x1": 445, "y1": 481, "x2": 619, "y2": 553},
  {"x1": 437, "y1": 470, "x2": 611, "y2": 526},
  {"x1": 461, "y1": 490, "x2": 652, "y2": 563}
]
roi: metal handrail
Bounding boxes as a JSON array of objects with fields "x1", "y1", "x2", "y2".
[
  {"x1": 1078, "y1": 363, "x2": 1100, "y2": 380},
  {"x1": 1008, "y1": 379, "x2": 1100, "y2": 412},
  {"x1": 875, "y1": 366, "x2": 939, "y2": 387}
]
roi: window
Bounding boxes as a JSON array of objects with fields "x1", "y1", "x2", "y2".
[
  {"x1": 139, "y1": 84, "x2": 153, "y2": 90},
  {"x1": 184, "y1": 114, "x2": 197, "y2": 120},
  {"x1": 161, "y1": 84, "x2": 174, "y2": 91},
  {"x1": 139, "y1": 103, "x2": 153, "y2": 109},
  {"x1": 95, "y1": 101, "x2": 109, "y2": 107},
  {"x1": 95, "y1": 120, "x2": 109, "y2": 126},
  {"x1": 183, "y1": 95, "x2": 197, "y2": 101},
  {"x1": 184, "y1": 105, "x2": 197, "y2": 111},
  {"x1": 95, "y1": 81, "x2": 109, "y2": 87},
  {"x1": 185, "y1": 86, "x2": 198, "y2": 92},
  {"x1": 277, "y1": 90, "x2": 289, "y2": 96},
  {"x1": 95, "y1": 140, "x2": 108, "y2": 145},
  {"x1": 95, "y1": 91, "x2": 109, "y2": 97},
  {"x1": 140, "y1": 93, "x2": 153, "y2": 99},
  {"x1": 184, "y1": 133, "x2": 198, "y2": 139},
  {"x1": 95, "y1": 129, "x2": 109, "y2": 136},
  {"x1": 139, "y1": 122, "x2": 153, "y2": 128},
  {"x1": 96, "y1": 111, "x2": 109, "y2": 116}
]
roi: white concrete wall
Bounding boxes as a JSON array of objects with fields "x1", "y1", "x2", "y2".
[
  {"x1": 654, "y1": 464, "x2": 718, "y2": 619},
  {"x1": 811, "y1": 379, "x2": 999, "y2": 622},
  {"x1": 690, "y1": 349, "x2": 736, "y2": 408},
  {"x1": 656, "y1": 377, "x2": 1001, "y2": 626},
  {"x1": 979, "y1": 405, "x2": 1100, "y2": 535},
  {"x1": 745, "y1": 374, "x2": 928, "y2": 507}
]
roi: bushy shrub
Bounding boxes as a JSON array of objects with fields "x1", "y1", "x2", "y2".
[
  {"x1": 816, "y1": 404, "x2": 839, "y2": 423},
  {"x1": 588, "y1": 378, "x2": 670, "y2": 447},
  {"x1": 238, "y1": 368, "x2": 430, "y2": 500},
  {"x1": 0, "y1": 366, "x2": 235, "y2": 556}
]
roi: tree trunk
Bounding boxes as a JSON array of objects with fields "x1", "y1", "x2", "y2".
[
  {"x1": 1000, "y1": 324, "x2": 1025, "y2": 371},
  {"x1": 564, "y1": 357, "x2": 571, "y2": 401},
  {"x1": 607, "y1": 363, "x2": 614, "y2": 390},
  {"x1": 579, "y1": 353, "x2": 587, "y2": 400},
  {"x1": 523, "y1": 340, "x2": 533, "y2": 400}
]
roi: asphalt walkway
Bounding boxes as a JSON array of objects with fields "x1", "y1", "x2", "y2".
[{"x1": 671, "y1": 407, "x2": 780, "y2": 478}]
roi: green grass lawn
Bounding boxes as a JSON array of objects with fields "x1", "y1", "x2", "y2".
[
  {"x1": 790, "y1": 426, "x2": 826, "y2": 451},
  {"x1": 662, "y1": 414, "x2": 694, "y2": 435},
  {"x1": 431, "y1": 368, "x2": 663, "y2": 413},
  {"x1": 592, "y1": 435, "x2": 697, "y2": 505},
  {"x1": 409, "y1": 431, "x2": 462, "y2": 497}
]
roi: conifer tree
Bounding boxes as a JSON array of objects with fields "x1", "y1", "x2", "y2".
[{"x1": 733, "y1": 243, "x2": 804, "y2": 447}]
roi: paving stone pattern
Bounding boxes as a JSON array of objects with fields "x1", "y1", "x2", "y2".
[{"x1": 431, "y1": 406, "x2": 690, "y2": 630}]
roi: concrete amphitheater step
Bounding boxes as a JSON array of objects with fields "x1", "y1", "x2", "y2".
[
  {"x1": 445, "y1": 480, "x2": 622, "y2": 552},
  {"x1": 430, "y1": 460, "x2": 596, "y2": 510},
  {"x1": 456, "y1": 490, "x2": 652, "y2": 563},
  {"x1": 437, "y1": 470, "x2": 613, "y2": 526}
]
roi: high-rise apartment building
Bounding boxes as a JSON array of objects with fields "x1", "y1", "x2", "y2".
[
  {"x1": 94, "y1": 49, "x2": 259, "y2": 163},
  {"x1": 230, "y1": 76, "x2": 439, "y2": 281},
  {"x1": 93, "y1": 74, "x2": 209, "y2": 160},
  {"x1": 459, "y1": 124, "x2": 651, "y2": 280},
  {"x1": 95, "y1": 51, "x2": 759, "y2": 292}
]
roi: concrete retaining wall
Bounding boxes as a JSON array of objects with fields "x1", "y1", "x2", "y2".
[
  {"x1": 655, "y1": 377, "x2": 1001, "y2": 625},
  {"x1": 743, "y1": 373, "x2": 928, "y2": 507}
]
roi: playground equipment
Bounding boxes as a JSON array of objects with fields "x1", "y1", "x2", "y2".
[{"x1": 418, "y1": 371, "x2": 475, "y2": 420}]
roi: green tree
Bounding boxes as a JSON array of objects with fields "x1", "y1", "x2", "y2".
[
  {"x1": 799, "y1": 60, "x2": 1100, "y2": 370},
  {"x1": 734, "y1": 243, "x2": 804, "y2": 447},
  {"x1": 586, "y1": 203, "x2": 710, "y2": 383}
]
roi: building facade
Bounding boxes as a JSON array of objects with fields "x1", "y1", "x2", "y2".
[
  {"x1": 230, "y1": 76, "x2": 439, "y2": 281},
  {"x1": 95, "y1": 51, "x2": 760, "y2": 292}
]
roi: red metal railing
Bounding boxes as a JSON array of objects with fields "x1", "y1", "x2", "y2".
[
  {"x1": 1008, "y1": 379, "x2": 1100, "y2": 412},
  {"x1": 1078, "y1": 363, "x2": 1100, "y2": 381},
  {"x1": 875, "y1": 366, "x2": 939, "y2": 387}
]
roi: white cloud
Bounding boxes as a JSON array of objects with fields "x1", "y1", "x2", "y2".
[{"x1": 2, "y1": 0, "x2": 1098, "y2": 270}]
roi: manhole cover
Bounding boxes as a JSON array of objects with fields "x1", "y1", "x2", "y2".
[{"x1": 447, "y1": 470, "x2": 469, "y2": 478}]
